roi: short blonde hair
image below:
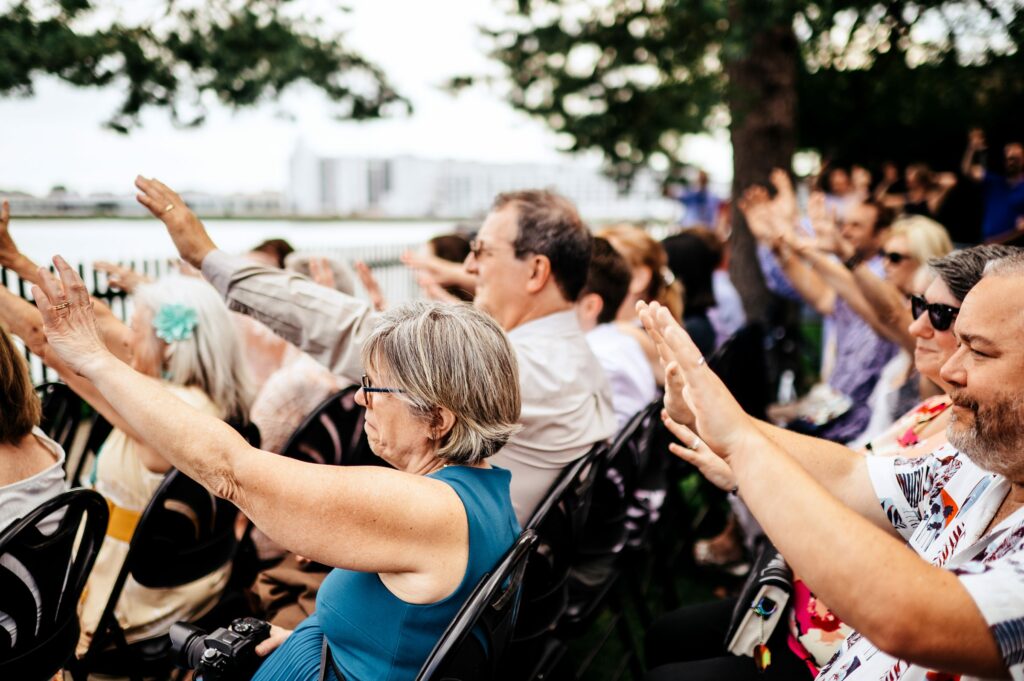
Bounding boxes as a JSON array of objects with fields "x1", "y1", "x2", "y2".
[
  {"x1": 361, "y1": 301, "x2": 522, "y2": 464},
  {"x1": 0, "y1": 326, "x2": 41, "y2": 445},
  {"x1": 889, "y1": 216, "x2": 953, "y2": 266}
]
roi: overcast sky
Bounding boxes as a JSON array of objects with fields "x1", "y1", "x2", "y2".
[{"x1": 0, "y1": 0, "x2": 732, "y2": 197}]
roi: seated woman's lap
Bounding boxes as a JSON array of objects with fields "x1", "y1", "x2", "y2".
[{"x1": 645, "y1": 597, "x2": 812, "y2": 681}]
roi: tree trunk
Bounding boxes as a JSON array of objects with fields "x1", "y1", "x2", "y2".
[{"x1": 725, "y1": 21, "x2": 799, "y2": 323}]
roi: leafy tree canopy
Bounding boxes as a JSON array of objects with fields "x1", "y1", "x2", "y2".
[
  {"x1": 0, "y1": 0, "x2": 409, "y2": 132},
  {"x1": 467, "y1": 0, "x2": 1024, "y2": 181}
]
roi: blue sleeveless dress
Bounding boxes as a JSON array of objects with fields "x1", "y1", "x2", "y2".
[{"x1": 252, "y1": 465, "x2": 519, "y2": 681}]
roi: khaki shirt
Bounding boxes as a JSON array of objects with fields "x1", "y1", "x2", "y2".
[{"x1": 201, "y1": 251, "x2": 616, "y2": 524}]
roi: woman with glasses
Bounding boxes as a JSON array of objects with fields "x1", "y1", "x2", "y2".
[
  {"x1": 29, "y1": 259, "x2": 522, "y2": 681},
  {"x1": 646, "y1": 244, "x2": 1020, "y2": 680}
]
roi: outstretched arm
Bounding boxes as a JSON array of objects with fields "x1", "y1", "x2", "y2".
[
  {"x1": 0, "y1": 201, "x2": 131, "y2": 361},
  {"x1": 135, "y1": 177, "x2": 376, "y2": 384},
  {"x1": 641, "y1": 301, "x2": 1006, "y2": 677},
  {"x1": 33, "y1": 257, "x2": 469, "y2": 581}
]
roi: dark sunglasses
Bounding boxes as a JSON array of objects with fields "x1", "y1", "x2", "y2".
[
  {"x1": 881, "y1": 250, "x2": 913, "y2": 265},
  {"x1": 910, "y1": 294, "x2": 960, "y2": 331}
]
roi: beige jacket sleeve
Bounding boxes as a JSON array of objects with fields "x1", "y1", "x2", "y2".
[{"x1": 201, "y1": 250, "x2": 376, "y2": 385}]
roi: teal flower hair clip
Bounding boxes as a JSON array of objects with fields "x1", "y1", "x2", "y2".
[{"x1": 153, "y1": 303, "x2": 198, "y2": 343}]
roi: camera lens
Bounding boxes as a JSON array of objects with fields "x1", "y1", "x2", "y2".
[{"x1": 169, "y1": 622, "x2": 209, "y2": 669}]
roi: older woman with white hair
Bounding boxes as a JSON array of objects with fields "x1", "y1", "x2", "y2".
[
  {"x1": 31, "y1": 257, "x2": 522, "y2": 681},
  {"x1": 0, "y1": 241, "x2": 253, "y2": 653}
]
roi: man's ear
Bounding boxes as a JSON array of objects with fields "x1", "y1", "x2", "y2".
[{"x1": 525, "y1": 254, "x2": 553, "y2": 294}]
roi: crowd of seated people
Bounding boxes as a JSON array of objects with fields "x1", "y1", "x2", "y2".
[{"x1": 1, "y1": 131, "x2": 1023, "y2": 681}]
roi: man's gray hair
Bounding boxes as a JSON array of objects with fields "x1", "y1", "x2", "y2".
[
  {"x1": 361, "y1": 301, "x2": 522, "y2": 465},
  {"x1": 927, "y1": 245, "x2": 1021, "y2": 302},
  {"x1": 983, "y1": 251, "x2": 1024, "y2": 278}
]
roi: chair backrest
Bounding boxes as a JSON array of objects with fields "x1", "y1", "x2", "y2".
[
  {"x1": 82, "y1": 470, "x2": 240, "y2": 662},
  {"x1": 127, "y1": 470, "x2": 240, "y2": 588},
  {"x1": 416, "y1": 530, "x2": 538, "y2": 681},
  {"x1": 577, "y1": 399, "x2": 662, "y2": 561},
  {"x1": 511, "y1": 443, "x2": 606, "y2": 643},
  {"x1": 280, "y1": 386, "x2": 384, "y2": 467},
  {"x1": 707, "y1": 323, "x2": 770, "y2": 420},
  {"x1": 35, "y1": 382, "x2": 85, "y2": 454},
  {"x1": 0, "y1": 489, "x2": 109, "y2": 681}
]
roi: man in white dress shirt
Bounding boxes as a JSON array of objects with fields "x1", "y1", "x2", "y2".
[
  {"x1": 137, "y1": 178, "x2": 615, "y2": 525},
  {"x1": 465, "y1": 190, "x2": 616, "y2": 522}
]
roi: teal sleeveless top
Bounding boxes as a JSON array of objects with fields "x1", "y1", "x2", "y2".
[{"x1": 252, "y1": 465, "x2": 519, "y2": 681}]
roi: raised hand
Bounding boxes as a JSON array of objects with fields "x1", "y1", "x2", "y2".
[
  {"x1": 94, "y1": 261, "x2": 152, "y2": 293},
  {"x1": 769, "y1": 167, "x2": 798, "y2": 223},
  {"x1": 309, "y1": 257, "x2": 338, "y2": 290},
  {"x1": 636, "y1": 300, "x2": 695, "y2": 429},
  {"x1": 737, "y1": 185, "x2": 775, "y2": 242},
  {"x1": 968, "y1": 127, "x2": 987, "y2": 150},
  {"x1": 134, "y1": 176, "x2": 217, "y2": 268},
  {"x1": 416, "y1": 272, "x2": 461, "y2": 304},
  {"x1": 354, "y1": 260, "x2": 388, "y2": 311},
  {"x1": 31, "y1": 256, "x2": 111, "y2": 378},
  {"x1": 0, "y1": 199, "x2": 16, "y2": 266},
  {"x1": 644, "y1": 302, "x2": 763, "y2": 459},
  {"x1": 660, "y1": 411, "x2": 737, "y2": 491}
]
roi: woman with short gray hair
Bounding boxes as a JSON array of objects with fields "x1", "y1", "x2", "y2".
[{"x1": 31, "y1": 258, "x2": 522, "y2": 681}]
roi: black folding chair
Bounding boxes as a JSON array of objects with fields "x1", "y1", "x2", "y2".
[
  {"x1": 503, "y1": 442, "x2": 606, "y2": 680},
  {"x1": 280, "y1": 386, "x2": 383, "y2": 468},
  {"x1": 70, "y1": 470, "x2": 242, "y2": 681},
  {"x1": 0, "y1": 489, "x2": 109, "y2": 681},
  {"x1": 416, "y1": 530, "x2": 538, "y2": 681},
  {"x1": 707, "y1": 323, "x2": 770, "y2": 420},
  {"x1": 36, "y1": 382, "x2": 85, "y2": 455}
]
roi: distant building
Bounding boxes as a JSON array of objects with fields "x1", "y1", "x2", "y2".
[
  {"x1": 287, "y1": 143, "x2": 679, "y2": 221},
  {"x1": 6, "y1": 190, "x2": 286, "y2": 218}
]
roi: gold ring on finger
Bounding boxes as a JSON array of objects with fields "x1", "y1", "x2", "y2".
[{"x1": 164, "y1": 203, "x2": 176, "y2": 213}]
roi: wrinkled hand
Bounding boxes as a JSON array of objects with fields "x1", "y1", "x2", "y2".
[
  {"x1": 637, "y1": 300, "x2": 762, "y2": 459},
  {"x1": 31, "y1": 256, "x2": 111, "y2": 378},
  {"x1": 134, "y1": 176, "x2": 217, "y2": 268},
  {"x1": 661, "y1": 411, "x2": 737, "y2": 491},
  {"x1": 94, "y1": 261, "x2": 152, "y2": 293},
  {"x1": 254, "y1": 625, "x2": 292, "y2": 658},
  {"x1": 354, "y1": 260, "x2": 388, "y2": 311}
]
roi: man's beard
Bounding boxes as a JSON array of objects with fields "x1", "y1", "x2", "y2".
[{"x1": 947, "y1": 389, "x2": 1024, "y2": 479}]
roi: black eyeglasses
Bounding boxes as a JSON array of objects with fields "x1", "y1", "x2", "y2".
[
  {"x1": 910, "y1": 294, "x2": 960, "y2": 331},
  {"x1": 359, "y1": 375, "x2": 406, "y2": 408},
  {"x1": 881, "y1": 250, "x2": 913, "y2": 265}
]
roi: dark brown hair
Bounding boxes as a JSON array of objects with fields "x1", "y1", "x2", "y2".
[
  {"x1": 492, "y1": 190, "x2": 593, "y2": 302},
  {"x1": 0, "y1": 327, "x2": 41, "y2": 445},
  {"x1": 583, "y1": 238, "x2": 633, "y2": 325}
]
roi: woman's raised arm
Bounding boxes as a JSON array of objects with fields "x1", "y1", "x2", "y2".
[{"x1": 34, "y1": 256, "x2": 467, "y2": 580}]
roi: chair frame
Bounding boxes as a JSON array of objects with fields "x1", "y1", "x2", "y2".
[
  {"x1": 416, "y1": 530, "x2": 538, "y2": 681},
  {"x1": 0, "y1": 488, "x2": 108, "y2": 681}
]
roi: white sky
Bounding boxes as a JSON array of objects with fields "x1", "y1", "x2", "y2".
[{"x1": 0, "y1": 0, "x2": 733, "y2": 197}]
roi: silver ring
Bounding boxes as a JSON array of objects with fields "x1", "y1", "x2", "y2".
[
  {"x1": 696, "y1": 355, "x2": 706, "y2": 367},
  {"x1": 691, "y1": 438, "x2": 701, "y2": 449}
]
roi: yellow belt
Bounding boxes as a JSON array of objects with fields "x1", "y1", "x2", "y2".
[{"x1": 105, "y1": 497, "x2": 142, "y2": 543}]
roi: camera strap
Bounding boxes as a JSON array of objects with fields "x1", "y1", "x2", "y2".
[{"x1": 319, "y1": 635, "x2": 346, "y2": 681}]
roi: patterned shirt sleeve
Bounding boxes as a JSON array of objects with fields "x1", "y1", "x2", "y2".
[
  {"x1": 866, "y1": 452, "x2": 948, "y2": 541},
  {"x1": 955, "y1": 530, "x2": 1024, "y2": 680}
]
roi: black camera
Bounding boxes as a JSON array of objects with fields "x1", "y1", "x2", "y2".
[{"x1": 170, "y1": 616, "x2": 271, "y2": 681}]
